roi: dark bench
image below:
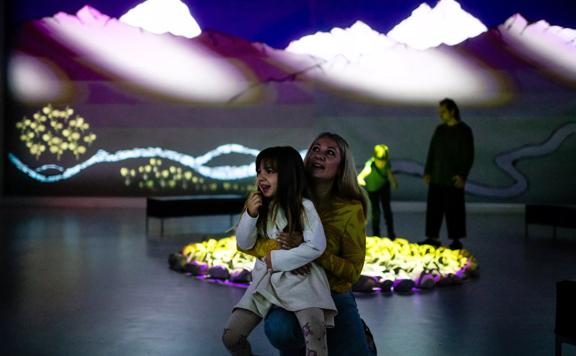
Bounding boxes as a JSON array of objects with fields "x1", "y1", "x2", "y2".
[
  {"x1": 525, "y1": 204, "x2": 576, "y2": 239},
  {"x1": 146, "y1": 195, "x2": 246, "y2": 236},
  {"x1": 556, "y1": 280, "x2": 576, "y2": 356}
]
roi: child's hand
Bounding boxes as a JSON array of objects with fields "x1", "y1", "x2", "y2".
[
  {"x1": 246, "y1": 191, "x2": 262, "y2": 218},
  {"x1": 389, "y1": 171, "x2": 398, "y2": 190},
  {"x1": 263, "y1": 252, "x2": 272, "y2": 270}
]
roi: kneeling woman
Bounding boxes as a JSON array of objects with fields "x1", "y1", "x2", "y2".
[{"x1": 241, "y1": 133, "x2": 376, "y2": 355}]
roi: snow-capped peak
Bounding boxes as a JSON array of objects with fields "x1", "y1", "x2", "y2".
[
  {"x1": 387, "y1": 0, "x2": 487, "y2": 50},
  {"x1": 119, "y1": 0, "x2": 201, "y2": 38},
  {"x1": 499, "y1": 14, "x2": 576, "y2": 81},
  {"x1": 502, "y1": 13, "x2": 576, "y2": 45},
  {"x1": 286, "y1": 20, "x2": 396, "y2": 60}
]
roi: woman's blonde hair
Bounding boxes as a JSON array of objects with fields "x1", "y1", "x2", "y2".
[{"x1": 305, "y1": 132, "x2": 369, "y2": 217}]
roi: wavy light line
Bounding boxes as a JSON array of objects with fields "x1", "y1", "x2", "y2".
[
  {"x1": 36, "y1": 164, "x2": 65, "y2": 173},
  {"x1": 9, "y1": 144, "x2": 260, "y2": 183},
  {"x1": 481, "y1": 122, "x2": 576, "y2": 197}
]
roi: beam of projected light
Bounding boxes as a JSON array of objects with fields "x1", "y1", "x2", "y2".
[
  {"x1": 286, "y1": 21, "x2": 501, "y2": 104},
  {"x1": 119, "y1": 0, "x2": 201, "y2": 39},
  {"x1": 8, "y1": 53, "x2": 68, "y2": 103},
  {"x1": 500, "y1": 15, "x2": 576, "y2": 82},
  {"x1": 40, "y1": 6, "x2": 252, "y2": 103},
  {"x1": 8, "y1": 144, "x2": 260, "y2": 183},
  {"x1": 387, "y1": 0, "x2": 487, "y2": 50}
]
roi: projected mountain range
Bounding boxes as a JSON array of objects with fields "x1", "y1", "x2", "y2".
[
  {"x1": 5, "y1": 1, "x2": 576, "y2": 202},
  {"x1": 8, "y1": 3, "x2": 576, "y2": 104}
]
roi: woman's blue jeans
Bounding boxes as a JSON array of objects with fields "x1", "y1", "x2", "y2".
[{"x1": 264, "y1": 291, "x2": 375, "y2": 356}]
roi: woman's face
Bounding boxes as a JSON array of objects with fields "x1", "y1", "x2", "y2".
[
  {"x1": 438, "y1": 104, "x2": 454, "y2": 124},
  {"x1": 306, "y1": 137, "x2": 342, "y2": 182}
]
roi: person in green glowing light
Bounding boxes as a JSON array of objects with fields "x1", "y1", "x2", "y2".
[
  {"x1": 357, "y1": 144, "x2": 398, "y2": 239},
  {"x1": 420, "y1": 98, "x2": 475, "y2": 250}
]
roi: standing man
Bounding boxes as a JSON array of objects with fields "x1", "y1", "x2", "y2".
[{"x1": 420, "y1": 98, "x2": 474, "y2": 250}]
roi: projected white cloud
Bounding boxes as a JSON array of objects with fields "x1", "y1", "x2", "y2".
[
  {"x1": 500, "y1": 15, "x2": 576, "y2": 81},
  {"x1": 39, "y1": 6, "x2": 254, "y2": 103},
  {"x1": 387, "y1": 0, "x2": 487, "y2": 50},
  {"x1": 286, "y1": 21, "x2": 501, "y2": 103},
  {"x1": 119, "y1": 0, "x2": 201, "y2": 39}
]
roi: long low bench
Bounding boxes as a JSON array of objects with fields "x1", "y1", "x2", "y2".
[
  {"x1": 146, "y1": 195, "x2": 246, "y2": 236},
  {"x1": 525, "y1": 204, "x2": 576, "y2": 239}
]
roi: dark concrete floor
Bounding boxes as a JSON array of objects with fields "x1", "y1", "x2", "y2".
[{"x1": 1, "y1": 205, "x2": 575, "y2": 356}]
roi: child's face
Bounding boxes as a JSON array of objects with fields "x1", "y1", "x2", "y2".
[
  {"x1": 256, "y1": 160, "x2": 278, "y2": 199},
  {"x1": 374, "y1": 157, "x2": 386, "y2": 168}
]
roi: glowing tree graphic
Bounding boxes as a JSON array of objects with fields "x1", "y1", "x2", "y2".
[
  {"x1": 120, "y1": 158, "x2": 207, "y2": 190},
  {"x1": 15, "y1": 104, "x2": 97, "y2": 160},
  {"x1": 120, "y1": 158, "x2": 256, "y2": 192}
]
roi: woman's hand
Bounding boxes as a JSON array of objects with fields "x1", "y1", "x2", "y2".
[
  {"x1": 276, "y1": 231, "x2": 304, "y2": 250},
  {"x1": 291, "y1": 264, "x2": 311, "y2": 275},
  {"x1": 452, "y1": 175, "x2": 466, "y2": 189},
  {"x1": 423, "y1": 174, "x2": 431, "y2": 185},
  {"x1": 245, "y1": 192, "x2": 262, "y2": 218}
]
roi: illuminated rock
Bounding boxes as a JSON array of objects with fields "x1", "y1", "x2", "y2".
[
  {"x1": 168, "y1": 252, "x2": 187, "y2": 272},
  {"x1": 417, "y1": 273, "x2": 436, "y2": 289},
  {"x1": 393, "y1": 279, "x2": 416, "y2": 293},
  {"x1": 379, "y1": 279, "x2": 394, "y2": 293},
  {"x1": 207, "y1": 265, "x2": 231, "y2": 280},
  {"x1": 183, "y1": 261, "x2": 208, "y2": 276},
  {"x1": 230, "y1": 268, "x2": 252, "y2": 284}
]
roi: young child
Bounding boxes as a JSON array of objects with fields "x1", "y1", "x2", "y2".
[
  {"x1": 357, "y1": 144, "x2": 398, "y2": 238},
  {"x1": 222, "y1": 146, "x2": 336, "y2": 356}
]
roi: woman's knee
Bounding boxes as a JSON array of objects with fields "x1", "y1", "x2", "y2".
[{"x1": 264, "y1": 308, "x2": 303, "y2": 349}]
